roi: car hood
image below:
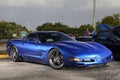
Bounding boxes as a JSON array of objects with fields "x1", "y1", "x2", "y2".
[
  {"x1": 53, "y1": 41, "x2": 111, "y2": 56},
  {"x1": 98, "y1": 24, "x2": 113, "y2": 31}
]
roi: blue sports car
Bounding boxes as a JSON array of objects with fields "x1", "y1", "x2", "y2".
[{"x1": 7, "y1": 31, "x2": 113, "y2": 69}]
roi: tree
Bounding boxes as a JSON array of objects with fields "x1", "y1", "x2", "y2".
[
  {"x1": 0, "y1": 21, "x2": 28, "y2": 39},
  {"x1": 54, "y1": 22, "x2": 68, "y2": 28},
  {"x1": 101, "y1": 14, "x2": 120, "y2": 27},
  {"x1": 36, "y1": 22, "x2": 69, "y2": 31}
]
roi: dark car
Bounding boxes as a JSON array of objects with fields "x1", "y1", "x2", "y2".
[
  {"x1": 75, "y1": 36, "x2": 93, "y2": 42},
  {"x1": 94, "y1": 24, "x2": 120, "y2": 59}
]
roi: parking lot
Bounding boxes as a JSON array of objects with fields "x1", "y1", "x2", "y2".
[{"x1": 0, "y1": 58, "x2": 120, "y2": 80}]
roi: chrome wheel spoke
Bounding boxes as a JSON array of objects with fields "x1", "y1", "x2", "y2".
[
  {"x1": 12, "y1": 49, "x2": 17, "y2": 60},
  {"x1": 49, "y1": 49, "x2": 64, "y2": 69},
  {"x1": 10, "y1": 46, "x2": 20, "y2": 62}
]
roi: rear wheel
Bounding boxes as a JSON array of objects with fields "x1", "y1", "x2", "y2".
[
  {"x1": 48, "y1": 49, "x2": 64, "y2": 69},
  {"x1": 10, "y1": 46, "x2": 20, "y2": 62}
]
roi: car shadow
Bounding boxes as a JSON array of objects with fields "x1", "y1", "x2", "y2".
[
  {"x1": 61, "y1": 64, "x2": 109, "y2": 71},
  {"x1": 3, "y1": 58, "x2": 120, "y2": 70}
]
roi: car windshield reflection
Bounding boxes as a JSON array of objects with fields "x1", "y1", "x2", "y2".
[{"x1": 38, "y1": 32, "x2": 75, "y2": 43}]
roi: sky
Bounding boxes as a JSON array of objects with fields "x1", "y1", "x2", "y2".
[{"x1": 0, "y1": 0, "x2": 120, "y2": 30}]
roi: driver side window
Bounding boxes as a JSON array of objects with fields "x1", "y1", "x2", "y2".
[
  {"x1": 27, "y1": 34, "x2": 36, "y2": 39},
  {"x1": 27, "y1": 33, "x2": 38, "y2": 43}
]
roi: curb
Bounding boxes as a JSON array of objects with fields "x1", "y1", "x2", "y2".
[{"x1": 0, "y1": 54, "x2": 9, "y2": 58}]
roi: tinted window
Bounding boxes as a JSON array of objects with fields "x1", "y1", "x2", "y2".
[
  {"x1": 27, "y1": 33, "x2": 37, "y2": 40},
  {"x1": 97, "y1": 32, "x2": 113, "y2": 40},
  {"x1": 37, "y1": 32, "x2": 75, "y2": 43}
]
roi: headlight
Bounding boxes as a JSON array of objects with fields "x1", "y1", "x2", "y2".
[
  {"x1": 69, "y1": 58, "x2": 95, "y2": 62},
  {"x1": 69, "y1": 58, "x2": 82, "y2": 62}
]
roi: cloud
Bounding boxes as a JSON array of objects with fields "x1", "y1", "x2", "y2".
[
  {"x1": 97, "y1": 0, "x2": 120, "y2": 9},
  {"x1": 1, "y1": 0, "x2": 120, "y2": 10},
  {"x1": 62, "y1": 0, "x2": 93, "y2": 10},
  {"x1": 0, "y1": 0, "x2": 26, "y2": 7},
  {"x1": 0, "y1": 0, "x2": 64, "y2": 8},
  {"x1": 0, "y1": 0, "x2": 120, "y2": 30}
]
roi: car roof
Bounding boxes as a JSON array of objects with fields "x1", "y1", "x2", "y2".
[{"x1": 30, "y1": 31, "x2": 61, "y2": 34}]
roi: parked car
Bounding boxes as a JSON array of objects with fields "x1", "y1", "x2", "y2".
[
  {"x1": 94, "y1": 24, "x2": 120, "y2": 59},
  {"x1": 7, "y1": 31, "x2": 113, "y2": 69},
  {"x1": 75, "y1": 36, "x2": 93, "y2": 42}
]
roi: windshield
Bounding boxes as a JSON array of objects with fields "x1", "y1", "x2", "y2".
[{"x1": 37, "y1": 32, "x2": 75, "y2": 43}]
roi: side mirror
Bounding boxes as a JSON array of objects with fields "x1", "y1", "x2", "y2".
[{"x1": 27, "y1": 38, "x2": 38, "y2": 44}]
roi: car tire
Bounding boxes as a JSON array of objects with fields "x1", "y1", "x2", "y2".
[
  {"x1": 10, "y1": 46, "x2": 20, "y2": 62},
  {"x1": 48, "y1": 49, "x2": 64, "y2": 70}
]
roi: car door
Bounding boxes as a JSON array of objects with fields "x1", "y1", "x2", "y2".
[{"x1": 21, "y1": 33, "x2": 42, "y2": 62}]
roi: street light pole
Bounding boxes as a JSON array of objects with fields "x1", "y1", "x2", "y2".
[{"x1": 93, "y1": 0, "x2": 96, "y2": 29}]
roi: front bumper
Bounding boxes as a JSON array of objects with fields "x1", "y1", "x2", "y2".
[{"x1": 71, "y1": 55, "x2": 113, "y2": 67}]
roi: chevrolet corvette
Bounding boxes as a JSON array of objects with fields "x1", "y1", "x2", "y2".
[{"x1": 7, "y1": 31, "x2": 113, "y2": 69}]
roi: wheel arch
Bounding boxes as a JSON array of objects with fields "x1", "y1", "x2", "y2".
[{"x1": 48, "y1": 47, "x2": 63, "y2": 56}]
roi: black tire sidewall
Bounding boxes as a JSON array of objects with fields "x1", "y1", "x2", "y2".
[
  {"x1": 48, "y1": 49, "x2": 64, "y2": 70},
  {"x1": 10, "y1": 46, "x2": 20, "y2": 62}
]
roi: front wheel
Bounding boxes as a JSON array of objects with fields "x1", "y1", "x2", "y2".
[
  {"x1": 48, "y1": 49, "x2": 64, "y2": 69},
  {"x1": 10, "y1": 46, "x2": 20, "y2": 62}
]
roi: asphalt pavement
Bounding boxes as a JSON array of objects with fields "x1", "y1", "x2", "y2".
[{"x1": 0, "y1": 58, "x2": 120, "y2": 80}]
